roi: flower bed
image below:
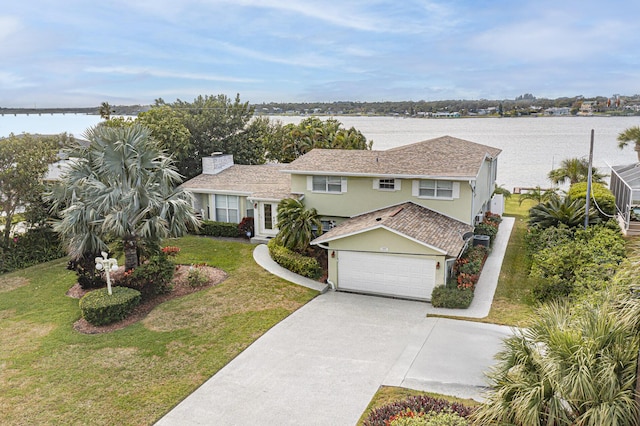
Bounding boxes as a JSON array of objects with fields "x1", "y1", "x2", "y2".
[{"x1": 431, "y1": 212, "x2": 500, "y2": 309}]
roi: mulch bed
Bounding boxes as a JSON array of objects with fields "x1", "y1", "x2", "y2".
[{"x1": 67, "y1": 265, "x2": 227, "y2": 334}]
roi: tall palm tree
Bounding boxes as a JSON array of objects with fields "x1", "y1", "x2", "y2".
[
  {"x1": 48, "y1": 123, "x2": 200, "y2": 270},
  {"x1": 617, "y1": 126, "x2": 640, "y2": 161},
  {"x1": 473, "y1": 300, "x2": 640, "y2": 425},
  {"x1": 548, "y1": 157, "x2": 606, "y2": 185},
  {"x1": 276, "y1": 198, "x2": 322, "y2": 253},
  {"x1": 98, "y1": 101, "x2": 113, "y2": 120}
]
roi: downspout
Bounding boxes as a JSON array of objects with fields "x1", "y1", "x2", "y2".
[
  {"x1": 315, "y1": 242, "x2": 336, "y2": 291},
  {"x1": 469, "y1": 180, "x2": 476, "y2": 225}
]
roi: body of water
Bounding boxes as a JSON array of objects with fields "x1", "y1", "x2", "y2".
[{"x1": 2, "y1": 113, "x2": 638, "y2": 190}]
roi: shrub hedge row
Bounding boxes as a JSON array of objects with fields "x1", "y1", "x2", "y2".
[
  {"x1": 430, "y1": 286, "x2": 474, "y2": 309},
  {"x1": 79, "y1": 286, "x2": 141, "y2": 326},
  {"x1": 198, "y1": 220, "x2": 242, "y2": 238},
  {"x1": 0, "y1": 227, "x2": 65, "y2": 274},
  {"x1": 267, "y1": 239, "x2": 322, "y2": 279}
]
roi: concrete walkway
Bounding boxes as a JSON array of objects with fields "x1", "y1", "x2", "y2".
[{"x1": 252, "y1": 244, "x2": 329, "y2": 294}]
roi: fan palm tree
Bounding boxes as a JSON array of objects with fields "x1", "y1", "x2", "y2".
[
  {"x1": 48, "y1": 123, "x2": 200, "y2": 270},
  {"x1": 276, "y1": 198, "x2": 322, "y2": 253},
  {"x1": 473, "y1": 300, "x2": 640, "y2": 425},
  {"x1": 617, "y1": 126, "x2": 640, "y2": 161},
  {"x1": 548, "y1": 157, "x2": 606, "y2": 185}
]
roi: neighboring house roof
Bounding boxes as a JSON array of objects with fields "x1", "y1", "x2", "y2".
[
  {"x1": 282, "y1": 135, "x2": 501, "y2": 180},
  {"x1": 311, "y1": 202, "x2": 474, "y2": 256},
  {"x1": 180, "y1": 164, "x2": 293, "y2": 200}
]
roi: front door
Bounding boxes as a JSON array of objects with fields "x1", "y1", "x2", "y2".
[{"x1": 260, "y1": 203, "x2": 279, "y2": 236}]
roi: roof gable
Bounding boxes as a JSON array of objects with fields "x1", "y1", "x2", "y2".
[
  {"x1": 283, "y1": 135, "x2": 501, "y2": 179},
  {"x1": 311, "y1": 202, "x2": 474, "y2": 256}
]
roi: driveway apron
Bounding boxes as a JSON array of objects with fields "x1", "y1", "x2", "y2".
[{"x1": 157, "y1": 292, "x2": 512, "y2": 425}]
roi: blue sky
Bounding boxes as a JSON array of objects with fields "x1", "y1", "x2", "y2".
[{"x1": 1, "y1": 1, "x2": 639, "y2": 107}]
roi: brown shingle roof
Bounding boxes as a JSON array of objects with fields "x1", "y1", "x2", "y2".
[
  {"x1": 283, "y1": 135, "x2": 501, "y2": 179},
  {"x1": 311, "y1": 202, "x2": 474, "y2": 256},
  {"x1": 180, "y1": 164, "x2": 293, "y2": 200}
]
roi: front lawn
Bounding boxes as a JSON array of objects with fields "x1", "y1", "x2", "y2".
[{"x1": 0, "y1": 235, "x2": 318, "y2": 425}]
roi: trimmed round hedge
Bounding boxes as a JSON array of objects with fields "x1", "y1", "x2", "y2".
[{"x1": 79, "y1": 286, "x2": 142, "y2": 326}]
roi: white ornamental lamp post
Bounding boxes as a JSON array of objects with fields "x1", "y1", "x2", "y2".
[{"x1": 95, "y1": 251, "x2": 119, "y2": 295}]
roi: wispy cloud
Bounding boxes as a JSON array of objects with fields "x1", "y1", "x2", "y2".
[{"x1": 84, "y1": 66, "x2": 261, "y2": 83}]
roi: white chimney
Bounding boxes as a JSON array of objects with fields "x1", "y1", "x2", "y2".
[{"x1": 202, "y1": 153, "x2": 234, "y2": 175}]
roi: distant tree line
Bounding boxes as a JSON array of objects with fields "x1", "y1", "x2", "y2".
[{"x1": 254, "y1": 94, "x2": 640, "y2": 117}]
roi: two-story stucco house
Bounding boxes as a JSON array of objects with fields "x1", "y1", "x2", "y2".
[{"x1": 181, "y1": 136, "x2": 502, "y2": 301}]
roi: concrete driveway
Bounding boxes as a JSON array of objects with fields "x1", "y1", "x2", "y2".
[{"x1": 157, "y1": 292, "x2": 512, "y2": 426}]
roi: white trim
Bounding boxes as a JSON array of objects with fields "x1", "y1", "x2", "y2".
[
  {"x1": 341, "y1": 177, "x2": 348, "y2": 193},
  {"x1": 374, "y1": 178, "x2": 401, "y2": 191},
  {"x1": 184, "y1": 189, "x2": 252, "y2": 196}
]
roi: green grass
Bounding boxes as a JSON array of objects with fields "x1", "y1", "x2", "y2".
[
  {"x1": 357, "y1": 386, "x2": 480, "y2": 425},
  {"x1": 0, "y1": 235, "x2": 318, "y2": 425},
  {"x1": 482, "y1": 197, "x2": 537, "y2": 326}
]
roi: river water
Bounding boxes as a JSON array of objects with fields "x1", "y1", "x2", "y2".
[{"x1": 2, "y1": 113, "x2": 638, "y2": 190}]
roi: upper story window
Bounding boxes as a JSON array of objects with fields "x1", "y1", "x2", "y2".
[
  {"x1": 373, "y1": 178, "x2": 401, "y2": 191},
  {"x1": 379, "y1": 179, "x2": 395, "y2": 189},
  {"x1": 413, "y1": 179, "x2": 459, "y2": 199},
  {"x1": 309, "y1": 176, "x2": 346, "y2": 193}
]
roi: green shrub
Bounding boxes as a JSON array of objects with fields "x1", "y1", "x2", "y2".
[
  {"x1": 528, "y1": 225, "x2": 626, "y2": 303},
  {"x1": 67, "y1": 252, "x2": 106, "y2": 290},
  {"x1": 198, "y1": 220, "x2": 241, "y2": 238},
  {"x1": 118, "y1": 254, "x2": 175, "y2": 299},
  {"x1": 567, "y1": 182, "x2": 616, "y2": 220},
  {"x1": 79, "y1": 286, "x2": 141, "y2": 326},
  {"x1": 187, "y1": 266, "x2": 209, "y2": 287},
  {"x1": 430, "y1": 286, "x2": 474, "y2": 309},
  {"x1": 456, "y1": 259, "x2": 481, "y2": 275},
  {"x1": 390, "y1": 409, "x2": 469, "y2": 425},
  {"x1": 267, "y1": 239, "x2": 322, "y2": 279},
  {"x1": 0, "y1": 226, "x2": 65, "y2": 274},
  {"x1": 474, "y1": 222, "x2": 498, "y2": 244}
]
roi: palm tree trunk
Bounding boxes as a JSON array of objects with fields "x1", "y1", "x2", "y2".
[
  {"x1": 635, "y1": 144, "x2": 640, "y2": 162},
  {"x1": 123, "y1": 237, "x2": 139, "y2": 270}
]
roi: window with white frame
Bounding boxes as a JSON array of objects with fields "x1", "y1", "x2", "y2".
[
  {"x1": 418, "y1": 180, "x2": 453, "y2": 198},
  {"x1": 312, "y1": 175, "x2": 343, "y2": 193},
  {"x1": 215, "y1": 195, "x2": 239, "y2": 223},
  {"x1": 378, "y1": 179, "x2": 396, "y2": 190}
]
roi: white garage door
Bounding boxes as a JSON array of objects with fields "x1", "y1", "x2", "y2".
[{"x1": 337, "y1": 251, "x2": 436, "y2": 301}]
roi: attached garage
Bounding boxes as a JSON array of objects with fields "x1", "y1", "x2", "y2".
[
  {"x1": 312, "y1": 202, "x2": 474, "y2": 302},
  {"x1": 337, "y1": 251, "x2": 436, "y2": 300}
]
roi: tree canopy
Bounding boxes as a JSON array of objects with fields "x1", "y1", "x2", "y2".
[
  {"x1": 547, "y1": 157, "x2": 606, "y2": 185},
  {"x1": 48, "y1": 123, "x2": 199, "y2": 270},
  {"x1": 152, "y1": 94, "x2": 260, "y2": 178},
  {"x1": 264, "y1": 117, "x2": 372, "y2": 163},
  {"x1": 0, "y1": 133, "x2": 62, "y2": 245}
]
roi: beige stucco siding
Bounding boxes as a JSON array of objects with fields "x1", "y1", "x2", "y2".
[
  {"x1": 322, "y1": 228, "x2": 448, "y2": 288},
  {"x1": 292, "y1": 174, "x2": 475, "y2": 225}
]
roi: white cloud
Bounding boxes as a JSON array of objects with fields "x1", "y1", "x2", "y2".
[
  {"x1": 0, "y1": 16, "x2": 21, "y2": 40},
  {"x1": 0, "y1": 71, "x2": 35, "y2": 90},
  {"x1": 84, "y1": 66, "x2": 261, "y2": 83}
]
